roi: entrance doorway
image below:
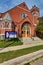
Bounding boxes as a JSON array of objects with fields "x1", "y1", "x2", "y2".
[{"x1": 21, "y1": 22, "x2": 30, "y2": 37}]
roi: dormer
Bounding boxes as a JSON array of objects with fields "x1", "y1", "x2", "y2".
[
  {"x1": 3, "y1": 13, "x2": 12, "y2": 22},
  {"x1": 31, "y1": 5, "x2": 40, "y2": 17}
]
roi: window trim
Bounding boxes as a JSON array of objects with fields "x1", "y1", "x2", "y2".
[{"x1": 21, "y1": 13, "x2": 27, "y2": 18}]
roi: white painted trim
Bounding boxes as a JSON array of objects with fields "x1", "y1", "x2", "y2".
[
  {"x1": 0, "y1": 28, "x2": 12, "y2": 29},
  {"x1": 3, "y1": 13, "x2": 12, "y2": 21},
  {"x1": 17, "y1": 6, "x2": 30, "y2": 13},
  {"x1": 0, "y1": 34, "x2": 5, "y2": 35}
]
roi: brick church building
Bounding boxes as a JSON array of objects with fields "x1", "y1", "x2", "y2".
[{"x1": 0, "y1": 2, "x2": 40, "y2": 39}]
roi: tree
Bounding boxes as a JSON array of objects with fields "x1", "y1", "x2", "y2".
[{"x1": 36, "y1": 17, "x2": 43, "y2": 34}]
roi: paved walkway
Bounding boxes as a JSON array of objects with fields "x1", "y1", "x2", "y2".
[
  {"x1": 0, "y1": 37, "x2": 43, "y2": 53},
  {"x1": 0, "y1": 37, "x2": 43, "y2": 65},
  {"x1": 0, "y1": 42, "x2": 43, "y2": 53},
  {"x1": 0, "y1": 49, "x2": 43, "y2": 65}
]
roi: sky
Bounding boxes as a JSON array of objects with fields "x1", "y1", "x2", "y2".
[{"x1": 0, "y1": 0, "x2": 43, "y2": 16}]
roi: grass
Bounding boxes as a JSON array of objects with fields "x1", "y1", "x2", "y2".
[
  {"x1": 40, "y1": 37, "x2": 43, "y2": 40},
  {"x1": 0, "y1": 45, "x2": 43, "y2": 63},
  {"x1": 0, "y1": 38, "x2": 23, "y2": 48}
]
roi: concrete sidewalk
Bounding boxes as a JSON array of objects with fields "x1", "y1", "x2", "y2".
[
  {"x1": 0, "y1": 37, "x2": 43, "y2": 53},
  {"x1": 0, "y1": 49, "x2": 43, "y2": 65},
  {"x1": 0, "y1": 42, "x2": 43, "y2": 53}
]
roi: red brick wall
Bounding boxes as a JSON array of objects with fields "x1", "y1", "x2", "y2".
[{"x1": 0, "y1": 2, "x2": 40, "y2": 37}]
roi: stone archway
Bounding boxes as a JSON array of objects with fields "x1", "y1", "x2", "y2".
[{"x1": 21, "y1": 22, "x2": 30, "y2": 37}]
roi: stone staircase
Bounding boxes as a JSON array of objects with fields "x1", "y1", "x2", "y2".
[{"x1": 22, "y1": 37, "x2": 43, "y2": 44}]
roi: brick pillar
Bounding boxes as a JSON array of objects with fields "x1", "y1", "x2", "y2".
[
  {"x1": 15, "y1": 24, "x2": 20, "y2": 37},
  {"x1": 18, "y1": 24, "x2": 21, "y2": 37}
]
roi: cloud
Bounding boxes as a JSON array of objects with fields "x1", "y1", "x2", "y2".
[
  {"x1": 39, "y1": 0, "x2": 43, "y2": 4},
  {"x1": 0, "y1": 0, "x2": 43, "y2": 16},
  {"x1": 40, "y1": 9, "x2": 43, "y2": 16},
  {"x1": 0, "y1": 4, "x2": 8, "y2": 12}
]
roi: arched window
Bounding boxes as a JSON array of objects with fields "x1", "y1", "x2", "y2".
[
  {"x1": 21, "y1": 13, "x2": 27, "y2": 18},
  {"x1": 6, "y1": 22, "x2": 10, "y2": 28},
  {"x1": 32, "y1": 12, "x2": 39, "y2": 16},
  {"x1": 1, "y1": 22, "x2": 4, "y2": 28},
  {"x1": 5, "y1": 21, "x2": 11, "y2": 28}
]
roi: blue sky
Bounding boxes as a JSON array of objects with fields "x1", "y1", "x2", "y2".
[{"x1": 0, "y1": 0, "x2": 43, "y2": 16}]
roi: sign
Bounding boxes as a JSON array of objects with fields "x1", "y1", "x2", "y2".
[{"x1": 5, "y1": 31, "x2": 17, "y2": 38}]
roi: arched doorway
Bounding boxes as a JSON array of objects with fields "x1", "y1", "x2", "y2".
[{"x1": 21, "y1": 22, "x2": 30, "y2": 37}]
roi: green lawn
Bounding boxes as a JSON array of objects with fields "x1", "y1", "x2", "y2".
[
  {"x1": 0, "y1": 38, "x2": 23, "y2": 48},
  {"x1": 0, "y1": 45, "x2": 43, "y2": 63},
  {"x1": 41, "y1": 38, "x2": 43, "y2": 40}
]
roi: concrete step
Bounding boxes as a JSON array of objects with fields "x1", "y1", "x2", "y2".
[{"x1": 22, "y1": 37, "x2": 43, "y2": 44}]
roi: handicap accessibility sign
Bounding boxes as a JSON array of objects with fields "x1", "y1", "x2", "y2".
[
  {"x1": 6, "y1": 32, "x2": 9, "y2": 38},
  {"x1": 5, "y1": 31, "x2": 17, "y2": 38}
]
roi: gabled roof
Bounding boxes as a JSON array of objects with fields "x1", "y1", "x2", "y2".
[
  {"x1": 3, "y1": 13, "x2": 12, "y2": 21},
  {"x1": 0, "y1": 2, "x2": 31, "y2": 23},
  {"x1": 17, "y1": 2, "x2": 29, "y2": 10},
  {"x1": 31, "y1": 5, "x2": 39, "y2": 12},
  {"x1": 1, "y1": 2, "x2": 30, "y2": 14}
]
